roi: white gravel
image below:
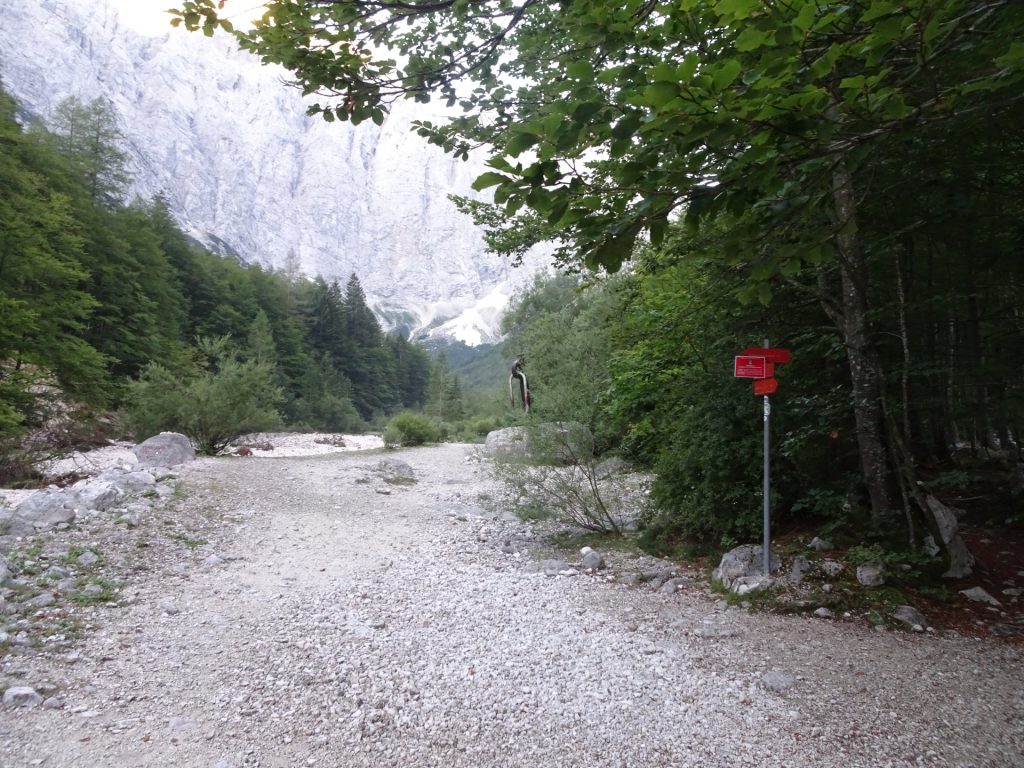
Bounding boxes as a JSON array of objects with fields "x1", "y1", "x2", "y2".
[{"x1": 1, "y1": 440, "x2": 1022, "y2": 767}]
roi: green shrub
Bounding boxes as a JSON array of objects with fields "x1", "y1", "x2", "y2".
[
  {"x1": 385, "y1": 411, "x2": 441, "y2": 447},
  {"x1": 123, "y1": 336, "x2": 284, "y2": 455}
]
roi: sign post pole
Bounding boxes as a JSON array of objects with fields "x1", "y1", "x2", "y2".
[
  {"x1": 734, "y1": 342, "x2": 791, "y2": 578},
  {"x1": 762, "y1": 342, "x2": 771, "y2": 577}
]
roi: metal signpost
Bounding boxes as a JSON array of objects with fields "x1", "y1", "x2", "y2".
[{"x1": 734, "y1": 342, "x2": 791, "y2": 576}]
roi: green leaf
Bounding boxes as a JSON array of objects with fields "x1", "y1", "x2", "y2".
[
  {"x1": 676, "y1": 54, "x2": 699, "y2": 82},
  {"x1": 713, "y1": 59, "x2": 742, "y2": 91},
  {"x1": 505, "y1": 132, "x2": 539, "y2": 157},
  {"x1": 566, "y1": 60, "x2": 593, "y2": 79},
  {"x1": 471, "y1": 172, "x2": 510, "y2": 191},
  {"x1": 714, "y1": 0, "x2": 759, "y2": 20},
  {"x1": 642, "y1": 81, "x2": 679, "y2": 108},
  {"x1": 861, "y1": 1, "x2": 896, "y2": 23},
  {"x1": 735, "y1": 27, "x2": 770, "y2": 52}
]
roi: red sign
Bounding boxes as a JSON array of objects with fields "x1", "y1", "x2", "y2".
[
  {"x1": 735, "y1": 356, "x2": 767, "y2": 378},
  {"x1": 742, "y1": 347, "x2": 791, "y2": 364},
  {"x1": 754, "y1": 377, "x2": 778, "y2": 396}
]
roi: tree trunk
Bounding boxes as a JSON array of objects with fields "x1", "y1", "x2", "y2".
[{"x1": 832, "y1": 164, "x2": 897, "y2": 521}]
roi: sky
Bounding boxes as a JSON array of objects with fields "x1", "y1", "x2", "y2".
[{"x1": 110, "y1": 0, "x2": 266, "y2": 36}]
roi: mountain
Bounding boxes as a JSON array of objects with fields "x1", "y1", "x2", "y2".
[{"x1": 0, "y1": 0, "x2": 546, "y2": 345}]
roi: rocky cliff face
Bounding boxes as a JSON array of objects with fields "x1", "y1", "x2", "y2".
[{"x1": 0, "y1": 0, "x2": 544, "y2": 344}]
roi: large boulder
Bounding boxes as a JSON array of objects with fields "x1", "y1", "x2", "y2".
[
  {"x1": 133, "y1": 432, "x2": 195, "y2": 468},
  {"x1": 924, "y1": 494, "x2": 975, "y2": 578},
  {"x1": 71, "y1": 481, "x2": 123, "y2": 512},
  {"x1": 9, "y1": 489, "x2": 77, "y2": 535},
  {"x1": 482, "y1": 427, "x2": 529, "y2": 459},
  {"x1": 712, "y1": 544, "x2": 780, "y2": 591}
]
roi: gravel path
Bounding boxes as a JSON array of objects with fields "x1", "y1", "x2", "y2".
[{"x1": 2, "y1": 443, "x2": 1022, "y2": 767}]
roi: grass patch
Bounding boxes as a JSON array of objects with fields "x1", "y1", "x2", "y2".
[
  {"x1": 550, "y1": 529, "x2": 642, "y2": 554},
  {"x1": 170, "y1": 532, "x2": 206, "y2": 550},
  {"x1": 66, "y1": 545, "x2": 102, "y2": 567},
  {"x1": 72, "y1": 577, "x2": 117, "y2": 605}
]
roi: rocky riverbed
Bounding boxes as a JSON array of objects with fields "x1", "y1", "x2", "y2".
[{"x1": 1, "y1": 439, "x2": 1022, "y2": 767}]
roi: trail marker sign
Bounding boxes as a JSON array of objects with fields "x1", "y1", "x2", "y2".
[
  {"x1": 742, "y1": 347, "x2": 791, "y2": 364},
  {"x1": 734, "y1": 356, "x2": 767, "y2": 378},
  {"x1": 734, "y1": 343, "x2": 792, "y2": 576}
]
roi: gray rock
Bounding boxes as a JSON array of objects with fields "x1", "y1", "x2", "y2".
[
  {"x1": 133, "y1": 432, "x2": 195, "y2": 468},
  {"x1": 160, "y1": 599, "x2": 182, "y2": 615},
  {"x1": 819, "y1": 559, "x2": 844, "y2": 578},
  {"x1": 712, "y1": 545, "x2": 780, "y2": 590},
  {"x1": 81, "y1": 584, "x2": 105, "y2": 598},
  {"x1": 813, "y1": 607, "x2": 834, "y2": 619},
  {"x1": 658, "y1": 577, "x2": 690, "y2": 594},
  {"x1": 10, "y1": 489, "x2": 77, "y2": 534},
  {"x1": 924, "y1": 494, "x2": 975, "y2": 578},
  {"x1": 76, "y1": 550, "x2": 99, "y2": 567},
  {"x1": 808, "y1": 537, "x2": 834, "y2": 552},
  {"x1": 377, "y1": 458, "x2": 416, "y2": 481},
  {"x1": 481, "y1": 427, "x2": 529, "y2": 459},
  {"x1": 3, "y1": 686, "x2": 43, "y2": 708},
  {"x1": 202, "y1": 554, "x2": 225, "y2": 568},
  {"x1": 72, "y1": 481, "x2": 122, "y2": 512},
  {"x1": 891, "y1": 605, "x2": 928, "y2": 630},
  {"x1": 42, "y1": 697, "x2": 63, "y2": 710},
  {"x1": 25, "y1": 592, "x2": 56, "y2": 609},
  {"x1": 580, "y1": 547, "x2": 605, "y2": 571},
  {"x1": 960, "y1": 586, "x2": 1000, "y2": 606},
  {"x1": 692, "y1": 621, "x2": 739, "y2": 639},
  {"x1": 116, "y1": 470, "x2": 157, "y2": 492},
  {"x1": 761, "y1": 670, "x2": 797, "y2": 693},
  {"x1": 0, "y1": 554, "x2": 11, "y2": 584},
  {"x1": 524, "y1": 559, "x2": 571, "y2": 577},
  {"x1": 733, "y1": 576, "x2": 772, "y2": 596},
  {"x1": 856, "y1": 561, "x2": 886, "y2": 587},
  {"x1": 789, "y1": 556, "x2": 811, "y2": 584}
]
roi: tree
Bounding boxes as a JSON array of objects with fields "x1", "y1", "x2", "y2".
[
  {"x1": 0, "y1": 87, "x2": 107, "y2": 437},
  {"x1": 48, "y1": 96, "x2": 130, "y2": 206},
  {"x1": 174, "y1": 0, "x2": 1024, "y2": 570}
]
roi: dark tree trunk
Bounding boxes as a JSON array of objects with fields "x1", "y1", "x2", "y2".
[{"x1": 832, "y1": 164, "x2": 897, "y2": 521}]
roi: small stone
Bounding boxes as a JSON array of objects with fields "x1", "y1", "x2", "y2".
[
  {"x1": 581, "y1": 548, "x2": 605, "y2": 571},
  {"x1": 808, "y1": 537, "x2": 834, "y2": 552},
  {"x1": 761, "y1": 670, "x2": 797, "y2": 693},
  {"x1": 856, "y1": 561, "x2": 886, "y2": 587},
  {"x1": 4, "y1": 686, "x2": 44, "y2": 708},
  {"x1": 813, "y1": 607, "x2": 834, "y2": 619},
  {"x1": 76, "y1": 550, "x2": 100, "y2": 567},
  {"x1": 819, "y1": 560, "x2": 843, "y2": 578},
  {"x1": 160, "y1": 599, "x2": 181, "y2": 615},
  {"x1": 960, "y1": 587, "x2": 1000, "y2": 606},
  {"x1": 658, "y1": 577, "x2": 689, "y2": 594},
  {"x1": 891, "y1": 605, "x2": 928, "y2": 630}
]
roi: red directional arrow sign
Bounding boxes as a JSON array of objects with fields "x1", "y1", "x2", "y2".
[{"x1": 742, "y1": 347, "x2": 791, "y2": 364}]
